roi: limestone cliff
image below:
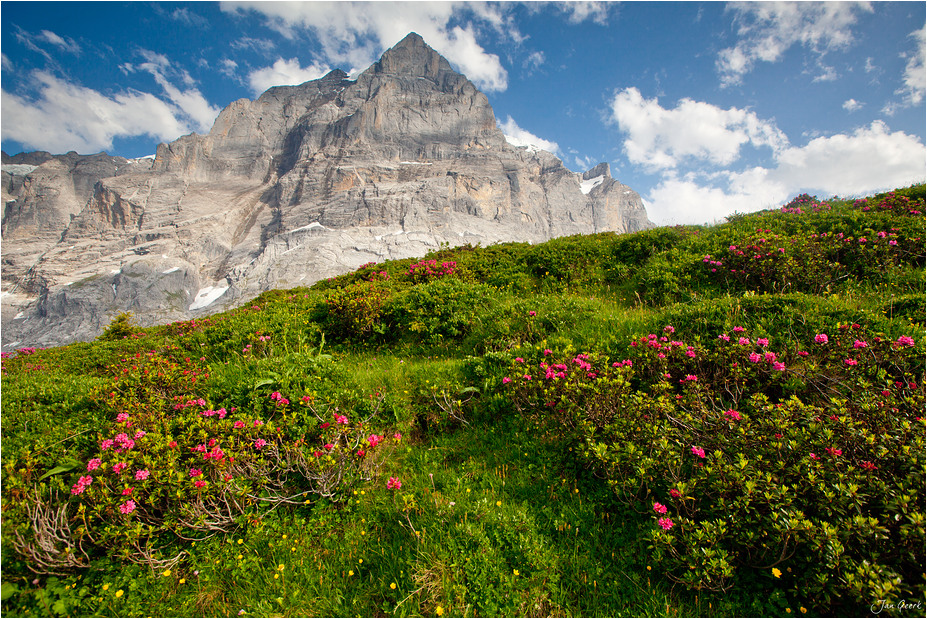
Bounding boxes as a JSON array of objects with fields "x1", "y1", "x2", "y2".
[{"x1": 1, "y1": 32, "x2": 651, "y2": 350}]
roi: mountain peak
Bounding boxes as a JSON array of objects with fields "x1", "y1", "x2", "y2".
[{"x1": 370, "y1": 31, "x2": 455, "y2": 81}]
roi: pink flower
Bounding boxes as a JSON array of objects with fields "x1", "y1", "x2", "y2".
[
  {"x1": 738, "y1": 337, "x2": 751, "y2": 346},
  {"x1": 772, "y1": 362, "x2": 786, "y2": 371},
  {"x1": 853, "y1": 340, "x2": 868, "y2": 348},
  {"x1": 658, "y1": 518, "x2": 674, "y2": 530},
  {"x1": 116, "y1": 413, "x2": 130, "y2": 423},
  {"x1": 119, "y1": 500, "x2": 136, "y2": 515},
  {"x1": 749, "y1": 353, "x2": 762, "y2": 363},
  {"x1": 394, "y1": 432, "x2": 402, "y2": 440},
  {"x1": 889, "y1": 239, "x2": 898, "y2": 246},
  {"x1": 669, "y1": 489, "x2": 681, "y2": 498},
  {"x1": 663, "y1": 325, "x2": 675, "y2": 333},
  {"x1": 324, "y1": 443, "x2": 334, "y2": 451},
  {"x1": 895, "y1": 335, "x2": 915, "y2": 348},
  {"x1": 253, "y1": 419, "x2": 264, "y2": 427},
  {"x1": 387, "y1": 477, "x2": 402, "y2": 490},
  {"x1": 528, "y1": 311, "x2": 536, "y2": 317},
  {"x1": 233, "y1": 420, "x2": 245, "y2": 429},
  {"x1": 764, "y1": 352, "x2": 777, "y2": 363},
  {"x1": 502, "y1": 377, "x2": 512, "y2": 384},
  {"x1": 717, "y1": 333, "x2": 730, "y2": 342},
  {"x1": 368, "y1": 435, "x2": 382, "y2": 447},
  {"x1": 122, "y1": 487, "x2": 133, "y2": 495},
  {"x1": 515, "y1": 357, "x2": 524, "y2": 363},
  {"x1": 814, "y1": 334, "x2": 829, "y2": 344},
  {"x1": 87, "y1": 458, "x2": 102, "y2": 472},
  {"x1": 134, "y1": 469, "x2": 150, "y2": 481},
  {"x1": 113, "y1": 462, "x2": 128, "y2": 474},
  {"x1": 691, "y1": 446, "x2": 706, "y2": 459},
  {"x1": 653, "y1": 502, "x2": 668, "y2": 514},
  {"x1": 101, "y1": 439, "x2": 115, "y2": 450},
  {"x1": 825, "y1": 447, "x2": 843, "y2": 457},
  {"x1": 134, "y1": 430, "x2": 146, "y2": 440},
  {"x1": 732, "y1": 326, "x2": 746, "y2": 333},
  {"x1": 71, "y1": 483, "x2": 86, "y2": 495},
  {"x1": 543, "y1": 349, "x2": 553, "y2": 356},
  {"x1": 321, "y1": 422, "x2": 330, "y2": 429},
  {"x1": 193, "y1": 480, "x2": 207, "y2": 489},
  {"x1": 797, "y1": 351, "x2": 809, "y2": 357},
  {"x1": 810, "y1": 452, "x2": 819, "y2": 460},
  {"x1": 189, "y1": 468, "x2": 203, "y2": 477},
  {"x1": 357, "y1": 449, "x2": 365, "y2": 457},
  {"x1": 335, "y1": 414, "x2": 349, "y2": 425},
  {"x1": 756, "y1": 338, "x2": 769, "y2": 347},
  {"x1": 254, "y1": 439, "x2": 267, "y2": 449},
  {"x1": 724, "y1": 409, "x2": 742, "y2": 421},
  {"x1": 168, "y1": 440, "x2": 178, "y2": 448},
  {"x1": 523, "y1": 374, "x2": 532, "y2": 381},
  {"x1": 844, "y1": 359, "x2": 858, "y2": 366}
]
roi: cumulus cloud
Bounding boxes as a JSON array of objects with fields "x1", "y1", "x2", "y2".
[
  {"x1": 643, "y1": 121, "x2": 926, "y2": 224},
  {"x1": 221, "y1": 1, "x2": 510, "y2": 91},
  {"x1": 897, "y1": 24, "x2": 926, "y2": 105},
  {"x1": 247, "y1": 58, "x2": 331, "y2": 96},
  {"x1": 609, "y1": 87, "x2": 789, "y2": 171},
  {"x1": 560, "y1": 1, "x2": 611, "y2": 25},
  {"x1": 1, "y1": 71, "x2": 189, "y2": 153},
  {"x1": 842, "y1": 98, "x2": 863, "y2": 112},
  {"x1": 717, "y1": 2, "x2": 872, "y2": 86},
  {"x1": 498, "y1": 116, "x2": 561, "y2": 156}
]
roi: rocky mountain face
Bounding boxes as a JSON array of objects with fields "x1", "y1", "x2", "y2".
[{"x1": 1, "y1": 32, "x2": 651, "y2": 350}]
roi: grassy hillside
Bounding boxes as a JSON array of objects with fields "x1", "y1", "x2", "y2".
[{"x1": 2, "y1": 185, "x2": 924, "y2": 618}]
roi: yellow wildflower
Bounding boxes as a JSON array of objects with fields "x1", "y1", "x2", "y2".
[
  {"x1": 115, "y1": 590, "x2": 124, "y2": 598},
  {"x1": 772, "y1": 568, "x2": 782, "y2": 578},
  {"x1": 390, "y1": 582, "x2": 397, "y2": 590},
  {"x1": 162, "y1": 569, "x2": 171, "y2": 577},
  {"x1": 436, "y1": 607, "x2": 444, "y2": 616}
]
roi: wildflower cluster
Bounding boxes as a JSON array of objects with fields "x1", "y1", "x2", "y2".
[
  {"x1": 503, "y1": 323, "x2": 924, "y2": 607},
  {"x1": 406, "y1": 259, "x2": 457, "y2": 283}
]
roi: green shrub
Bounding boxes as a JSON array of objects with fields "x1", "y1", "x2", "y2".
[{"x1": 503, "y1": 322, "x2": 925, "y2": 613}]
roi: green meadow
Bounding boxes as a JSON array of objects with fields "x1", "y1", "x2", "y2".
[{"x1": 2, "y1": 186, "x2": 924, "y2": 617}]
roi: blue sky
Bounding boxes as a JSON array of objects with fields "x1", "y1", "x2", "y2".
[{"x1": 2, "y1": 1, "x2": 924, "y2": 224}]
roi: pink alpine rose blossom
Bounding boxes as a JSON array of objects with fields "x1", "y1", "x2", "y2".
[
  {"x1": 658, "y1": 518, "x2": 674, "y2": 530},
  {"x1": 387, "y1": 477, "x2": 402, "y2": 490}
]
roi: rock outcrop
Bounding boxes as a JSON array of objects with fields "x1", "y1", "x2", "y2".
[{"x1": 1, "y1": 32, "x2": 651, "y2": 350}]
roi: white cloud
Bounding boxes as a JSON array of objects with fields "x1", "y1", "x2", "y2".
[
  {"x1": 124, "y1": 49, "x2": 220, "y2": 132},
  {"x1": 644, "y1": 121, "x2": 926, "y2": 225},
  {"x1": 38, "y1": 30, "x2": 80, "y2": 55},
  {"x1": 609, "y1": 87, "x2": 788, "y2": 171},
  {"x1": 498, "y1": 116, "x2": 561, "y2": 156},
  {"x1": 560, "y1": 1, "x2": 611, "y2": 25},
  {"x1": 897, "y1": 24, "x2": 926, "y2": 105},
  {"x1": 1, "y1": 71, "x2": 189, "y2": 153},
  {"x1": 843, "y1": 98, "x2": 863, "y2": 112},
  {"x1": 221, "y1": 1, "x2": 510, "y2": 92},
  {"x1": 717, "y1": 2, "x2": 873, "y2": 86},
  {"x1": 219, "y1": 58, "x2": 239, "y2": 79},
  {"x1": 247, "y1": 58, "x2": 331, "y2": 96},
  {"x1": 524, "y1": 50, "x2": 545, "y2": 72}
]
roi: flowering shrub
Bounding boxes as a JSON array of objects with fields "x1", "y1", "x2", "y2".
[
  {"x1": 405, "y1": 259, "x2": 457, "y2": 284},
  {"x1": 5, "y1": 349, "x2": 397, "y2": 573},
  {"x1": 503, "y1": 324, "x2": 925, "y2": 611}
]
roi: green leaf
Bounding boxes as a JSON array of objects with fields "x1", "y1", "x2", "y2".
[
  {"x1": 1, "y1": 582, "x2": 19, "y2": 601},
  {"x1": 38, "y1": 459, "x2": 82, "y2": 481}
]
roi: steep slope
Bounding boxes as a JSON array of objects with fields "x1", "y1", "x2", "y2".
[{"x1": 1, "y1": 32, "x2": 651, "y2": 350}]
